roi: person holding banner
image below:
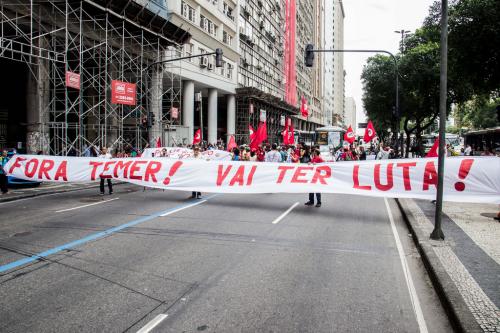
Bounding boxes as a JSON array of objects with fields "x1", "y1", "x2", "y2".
[
  {"x1": 190, "y1": 146, "x2": 202, "y2": 199},
  {"x1": 305, "y1": 149, "x2": 324, "y2": 207},
  {"x1": 98, "y1": 147, "x2": 113, "y2": 195},
  {"x1": 0, "y1": 150, "x2": 9, "y2": 195}
]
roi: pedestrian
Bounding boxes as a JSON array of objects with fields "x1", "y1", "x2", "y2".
[
  {"x1": 359, "y1": 146, "x2": 367, "y2": 160},
  {"x1": 232, "y1": 147, "x2": 240, "y2": 161},
  {"x1": 0, "y1": 150, "x2": 9, "y2": 195},
  {"x1": 190, "y1": 146, "x2": 202, "y2": 199},
  {"x1": 300, "y1": 146, "x2": 311, "y2": 163},
  {"x1": 249, "y1": 149, "x2": 258, "y2": 161},
  {"x1": 305, "y1": 149, "x2": 323, "y2": 207},
  {"x1": 464, "y1": 144, "x2": 472, "y2": 156},
  {"x1": 265, "y1": 143, "x2": 282, "y2": 162},
  {"x1": 98, "y1": 147, "x2": 113, "y2": 195},
  {"x1": 256, "y1": 145, "x2": 266, "y2": 162}
]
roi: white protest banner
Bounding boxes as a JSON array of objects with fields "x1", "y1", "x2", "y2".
[
  {"x1": 141, "y1": 147, "x2": 232, "y2": 160},
  {"x1": 5, "y1": 155, "x2": 500, "y2": 203}
]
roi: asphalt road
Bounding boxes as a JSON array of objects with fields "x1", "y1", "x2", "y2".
[{"x1": 0, "y1": 184, "x2": 452, "y2": 332}]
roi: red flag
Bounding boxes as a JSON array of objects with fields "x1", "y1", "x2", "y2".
[
  {"x1": 344, "y1": 125, "x2": 355, "y2": 144},
  {"x1": 227, "y1": 135, "x2": 237, "y2": 152},
  {"x1": 300, "y1": 96, "x2": 309, "y2": 117},
  {"x1": 363, "y1": 121, "x2": 377, "y2": 143},
  {"x1": 288, "y1": 121, "x2": 295, "y2": 144},
  {"x1": 282, "y1": 124, "x2": 289, "y2": 145},
  {"x1": 258, "y1": 121, "x2": 268, "y2": 143},
  {"x1": 155, "y1": 136, "x2": 162, "y2": 148},
  {"x1": 426, "y1": 138, "x2": 439, "y2": 157},
  {"x1": 249, "y1": 124, "x2": 256, "y2": 142},
  {"x1": 250, "y1": 122, "x2": 267, "y2": 150},
  {"x1": 192, "y1": 129, "x2": 201, "y2": 145}
]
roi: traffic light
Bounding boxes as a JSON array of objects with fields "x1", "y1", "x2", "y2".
[
  {"x1": 215, "y1": 48, "x2": 223, "y2": 67},
  {"x1": 147, "y1": 112, "x2": 155, "y2": 128},
  {"x1": 305, "y1": 44, "x2": 315, "y2": 67}
]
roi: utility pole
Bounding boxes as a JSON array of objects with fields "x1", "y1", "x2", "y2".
[{"x1": 431, "y1": 0, "x2": 448, "y2": 240}]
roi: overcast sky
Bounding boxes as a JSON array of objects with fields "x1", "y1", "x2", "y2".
[{"x1": 342, "y1": 0, "x2": 436, "y2": 127}]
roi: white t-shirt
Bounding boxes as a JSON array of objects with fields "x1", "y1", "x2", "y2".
[
  {"x1": 99, "y1": 153, "x2": 112, "y2": 159},
  {"x1": 265, "y1": 150, "x2": 282, "y2": 163}
]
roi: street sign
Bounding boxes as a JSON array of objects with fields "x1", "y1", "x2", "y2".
[
  {"x1": 259, "y1": 109, "x2": 266, "y2": 122},
  {"x1": 111, "y1": 80, "x2": 136, "y2": 105},
  {"x1": 65, "y1": 71, "x2": 80, "y2": 90}
]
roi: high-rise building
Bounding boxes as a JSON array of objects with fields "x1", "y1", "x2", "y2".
[
  {"x1": 235, "y1": 0, "x2": 299, "y2": 144},
  {"x1": 344, "y1": 97, "x2": 357, "y2": 129},
  {"x1": 333, "y1": 1, "x2": 346, "y2": 126}
]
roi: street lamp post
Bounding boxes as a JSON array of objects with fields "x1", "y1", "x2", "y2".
[
  {"x1": 305, "y1": 47, "x2": 400, "y2": 154},
  {"x1": 394, "y1": 29, "x2": 411, "y2": 54},
  {"x1": 430, "y1": 0, "x2": 448, "y2": 240}
]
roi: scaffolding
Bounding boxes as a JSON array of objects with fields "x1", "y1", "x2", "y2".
[{"x1": 0, "y1": 0, "x2": 188, "y2": 155}]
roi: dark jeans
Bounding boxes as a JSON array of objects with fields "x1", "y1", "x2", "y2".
[
  {"x1": 0, "y1": 174, "x2": 7, "y2": 193},
  {"x1": 308, "y1": 193, "x2": 321, "y2": 204},
  {"x1": 100, "y1": 178, "x2": 113, "y2": 194},
  {"x1": 191, "y1": 191, "x2": 201, "y2": 198}
]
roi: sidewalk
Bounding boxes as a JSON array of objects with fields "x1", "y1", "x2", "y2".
[
  {"x1": 398, "y1": 198, "x2": 500, "y2": 333},
  {"x1": 0, "y1": 182, "x2": 103, "y2": 203}
]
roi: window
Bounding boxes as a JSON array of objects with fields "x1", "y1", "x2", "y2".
[
  {"x1": 222, "y1": 31, "x2": 233, "y2": 46},
  {"x1": 200, "y1": 15, "x2": 207, "y2": 29},
  {"x1": 223, "y1": 2, "x2": 234, "y2": 21},
  {"x1": 184, "y1": 43, "x2": 194, "y2": 61},
  {"x1": 181, "y1": 2, "x2": 196, "y2": 23},
  {"x1": 227, "y1": 63, "x2": 233, "y2": 79}
]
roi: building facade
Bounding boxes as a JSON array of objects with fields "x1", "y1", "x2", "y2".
[
  {"x1": 0, "y1": 0, "x2": 189, "y2": 155},
  {"x1": 0, "y1": 0, "x2": 346, "y2": 153},
  {"x1": 333, "y1": 1, "x2": 346, "y2": 126},
  {"x1": 166, "y1": 0, "x2": 239, "y2": 145},
  {"x1": 344, "y1": 97, "x2": 357, "y2": 129}
]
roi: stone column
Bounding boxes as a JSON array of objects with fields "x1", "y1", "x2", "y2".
[
  {"x1": 149, "y1": 53, "x2": 164, "y2": 145},
  {"x1": 182, "y1": 80, "x2": 195, "y2": 143},
  {"x1": 208, "y1": 88, "x2": 218, "y2": 144},
  {"x1": 26, "y1": 59, "x2": 50, "y2": 154},
  {"x1": 226, "y1": 94, "x2": 236, "y2": 141}
]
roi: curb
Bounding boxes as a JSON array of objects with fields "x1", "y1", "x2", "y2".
[
  {"x1": 0, "y1": 182, "x2": 125, "y2": 204},
  {"x1": 395, "y1": 198, "x2": 482, "y2": 333}
]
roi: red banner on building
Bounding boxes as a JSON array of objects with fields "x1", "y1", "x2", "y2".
[
  {"x1": 65, "y1": 71, "x2": 80, "y2": 90},
  {"x1": 111, "y1": 80, "x2": 136, "y2": 105}
]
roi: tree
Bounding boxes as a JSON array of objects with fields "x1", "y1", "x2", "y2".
[
  {"x1": 399, "y1": 33, "x2": 443, "y2": 156},
  {"x1": 461, "y1": 96, "x2": 500, "y2": 129},
  {"x1": 360, "y1": 55, "x2": 397, "y2": 144},
  {"x1": 362, "y1": 30, "x2": 443, "y2": 156},
  {"x1": 424, "y1": 0, "x2": 500, "y2": 100}
]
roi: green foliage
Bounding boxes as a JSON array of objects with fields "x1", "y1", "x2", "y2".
[
  {"x1": 461, "y1": 96, "x2": 500, "y2": 129},
  {"x1": 360, "y1": 55, "x2": 396, "y2": 140},
  {"x1": 424, "y1": 0, "x2": 500, "y2": 100}
]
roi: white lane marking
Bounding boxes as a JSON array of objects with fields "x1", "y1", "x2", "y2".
[
  {"x1": 272, "y1": 202, "x2": 299, "y2": 224},
  {"x1": 384, "y1": 198, "x2": 428, "y2": 333},
  {"x1": 160, "y1": 199, "x2": 207, "y2": 216},
  {"x1": 56, "y1": 197, "x2": 119, "y2": 213},
  {"x1": 136, "y1": 314, "x2": 168, "y2": 333}
]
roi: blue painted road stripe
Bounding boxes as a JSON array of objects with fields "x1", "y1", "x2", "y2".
[{"x1": 0, "y1": 194, "x2": 219, "y2": 273}]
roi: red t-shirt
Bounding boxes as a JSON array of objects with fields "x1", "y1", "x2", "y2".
[{"x1": 311, "y1": 156, "x2": 324, "y2": 163}]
